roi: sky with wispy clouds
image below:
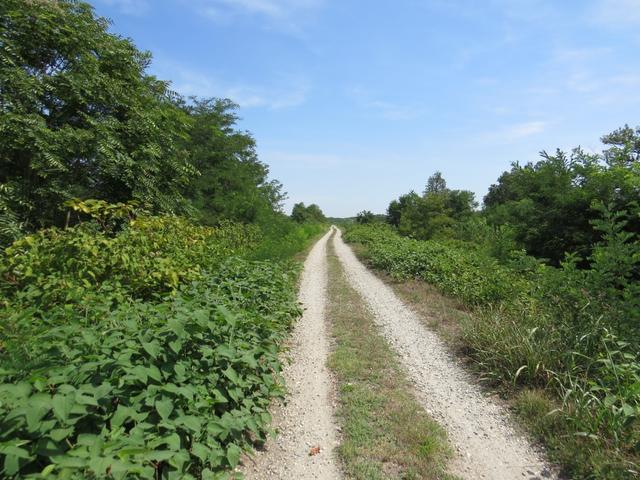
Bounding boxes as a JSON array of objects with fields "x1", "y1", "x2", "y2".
[{"x1": 94, "y1": 0, "x2": 640, "y2": 216}]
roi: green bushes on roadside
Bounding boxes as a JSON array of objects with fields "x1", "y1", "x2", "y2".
[
  {"x1": 0, "y1": 260, "x2": 300, "y2": 479},
  {"x1": 0, "y1": 217, "x2": 260, "y2": 306},
  {"x1": 345, "y1": 223, "x2": 530, "y2": 306},
  {"x1": 0, "y1": 208, "x2": 323, "y2": 479},
  {"x1": 344, "y1": 222, "x2": 640, "y2": 479}
]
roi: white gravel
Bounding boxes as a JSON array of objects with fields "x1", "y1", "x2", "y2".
[
  {"x1": 332, "y1": 229, "x2": 556, "y2": 480},
  {"x1": 242, "y1": 230, "x2": 342, "y2": 480}
]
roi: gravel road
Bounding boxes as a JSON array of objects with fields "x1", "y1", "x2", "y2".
[
  {"x1": 332, "y1": 228, "x2": 556, "y2": 480},
  {"x1": 242, "y1": 230, "x2": 342, "y2": 480}
]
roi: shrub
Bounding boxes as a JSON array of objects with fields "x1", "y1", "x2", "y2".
[
  {"x1": 0, "y1": 217, "x2": 259, "y2": 305},
  {"x1": 0, "y1": 259, "x2": 300, "y2": 479}
]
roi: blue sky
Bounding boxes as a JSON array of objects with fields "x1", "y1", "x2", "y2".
[{"x1": 94, "y1": 0, "x2": 640, "y2": 217}]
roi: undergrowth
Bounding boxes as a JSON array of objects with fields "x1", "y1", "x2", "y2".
[
  {"x1": 0, "y1": 203, "x2": 325, "y2": 479},
  {"x1": 344, "y1": 223, "x2": 640, "y2": 480}
]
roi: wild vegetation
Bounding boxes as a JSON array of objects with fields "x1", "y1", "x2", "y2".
[
  {"x1": 345, "y1": 127, "x2": 640, "y2": 479},
  {"x1": 0, "y1": 1, "x2": 325, "y2": 478}
]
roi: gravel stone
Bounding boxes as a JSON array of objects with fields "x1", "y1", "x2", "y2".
[
  {"x1": 333, "y1": 228, "x2": 556, "y2": 480},
  {"x1": 242, "y1": 230, "x2": 342, "y2": 480}
]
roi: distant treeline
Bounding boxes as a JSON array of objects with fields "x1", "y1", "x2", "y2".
[{"x1": 373, "y1": 127, "x2": 639, "y2": 267}]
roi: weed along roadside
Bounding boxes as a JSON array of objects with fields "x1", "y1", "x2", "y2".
[
  {"x1": 343, "y1": 222, "x2": 640, "y2": 480},
  {"x1": 0, "y1": 214, "x2": 327, "y2": 479}
]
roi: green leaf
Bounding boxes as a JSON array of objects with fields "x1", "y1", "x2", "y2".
[
  {"x1": 41, "y1": 464, "x2": 56, "y2": 476},
  {"x1": 111, "y1": 405, "x2": 132, "y2": 429},
  {"x1": 142, "y1": 341, "x2": 161, "y2": 359},
  {"x1": 226, "y1": 443, "x2": 241, "y2": 467},
  {"x1": 156, "y1": 398, "x2": 173, "y2": 420},
  {"x1": 0, "y1": 443, "x2": 32, "y2": 459},
  {"x1": 177, "y1": 415, "x2": 202, "y2": 433},
  {"x1": 130, "y1": 365, "x2": 148, "y2": 383},
  {"x1": 4, "y1": 454, "x2": 21, "y2": 476},
  {"x1": 49, "y1": 428, "x2": 73, "y2": 442},
  {"x1": 223, "y1": 366, "x2": 240, "y2": 384},
  {"x1": 191, "y1": 442, "x2": 210, "y2": 462},
  {"x1": 51, "y1": 394, "x2": 74, "y2": 423}
]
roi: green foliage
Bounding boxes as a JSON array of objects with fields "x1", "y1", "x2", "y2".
[
  {"x1": 1, "y1": 216, "x2": 259, "y2": 305},
  {"x1": 484, "y1": 127, "x2": 640, "y2": 264},
  {"x1": 0, "y1": 0, "x2": 195, "y2": 228},
  {"x1": 387, "y1": 172, "x2": 477, "y2": 240},
  {"x1": 355, "y1": 210, "x2": 376, "y2": 224},
  {"x1": 290, "y1": 202, "x2": 326, "y2": 224},
  {"x1": 250, "y1": 215, "x2": 325, "y2": 261},
  {"x1": 345, "y1": 224, "x2": 527, "y2": 306},
  {"x1": 0, "y1": 184, "x2": 24, "y2": 248},
  {"x1": 0, "y1": 259, "x2": 300, "y2": 479},
  {"x1": 179, "y1": 98, "x2": 285, "y2": 226},
  {"x1": 0, "y1": 3, "x2": 293, "y2": 234},
  {"x1": 0, "y1": 209, "x2": 321, "y2": 479}
]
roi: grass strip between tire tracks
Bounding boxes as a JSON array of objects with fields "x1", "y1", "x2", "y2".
[{"x1": 326, "y1": 236, "x2": 458, "y2": 480}]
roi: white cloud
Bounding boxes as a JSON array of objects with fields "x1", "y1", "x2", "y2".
[
  {"x1": 155, "y1": 61, "x2": 309, "y2": 109},
  {"x1": 349, "y1": 87, "x2": 421, "y2": 121},
  {"x1": 506, "y1": 121, "x2": 547, "y2": 138},
  {"x1": 196, "y1": 0, "x2": 323, "y2": 32}
]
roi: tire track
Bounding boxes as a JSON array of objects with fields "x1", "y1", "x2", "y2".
[
  {"x1": 332, "y1": 228, "x2": 555, "y2": 480},
  {"x1": 242, "y1": 229, "x2": 341, "y2": 480}
]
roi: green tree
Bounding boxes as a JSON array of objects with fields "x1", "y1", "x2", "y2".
[
  {"x1": 484, "y1": 128, "x2": 640, "y2": 264},
  {"x1": 387, "y1": 191, "x2": 419, "y2": 227},
  {"x1": 179, "y1": 98, "x2": 284, "y2": 225},
  {"x1": 0, "y1": 0, "x2": 194, "y2": 230},
  {"x1": 356, "y1": 210, "x2": 375, "y2": 224},
  {"x1": 424, "y1": 171, "x2": 448, "y2": 194},
  {"x1": 389, "y1": 173, "x2": 476, "y2": 240},
  {"x1": 291, "y1": 202, "x2": 326, "y2": 223}
]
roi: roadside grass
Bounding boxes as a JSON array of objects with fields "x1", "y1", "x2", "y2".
[
  {"x1": 352, "y1": 246, "x2": 640, "y2": 479},
  {"x1": 326, "y1": 239, "x2": 457, "y2": 480}
]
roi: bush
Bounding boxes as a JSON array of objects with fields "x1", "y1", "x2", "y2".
[
  {"x1": 0, "y1": 209, "x2": 323, "y2": 478},
  {"x1": 0, "y1": 259, "x2": 300, "y2": 479},
  {"x1": 0, "y1": 217, "x2": 259, "y2": 305}
]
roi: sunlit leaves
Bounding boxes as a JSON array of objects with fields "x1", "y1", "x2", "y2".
[{"x1": 0, "y1": 228, "x2": 302, "y2": 478}]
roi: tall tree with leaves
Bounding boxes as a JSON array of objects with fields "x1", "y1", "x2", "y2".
[
  {"x1": 0, "y1": 0, "x2": 194, "y2": 229},
  {"x1": 484, "y1": 127, "x2": 640, "y2": 264},
  {"x1": 180, "y1": 98, "x2": 285, "y2": 225},
  {"x1": 388, "y1": 173, "x2": 476, "y2": 240},
  {"x1": 291, "y1": 202, "x2": 326, "y2": 223}
]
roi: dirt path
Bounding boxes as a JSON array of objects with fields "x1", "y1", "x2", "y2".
[
  {"x1": 332, "y1": 229, "x2": 555, "y2": 480},
  {"x1": 242, "y1": 230, "x2": 341, "y2": 480}
]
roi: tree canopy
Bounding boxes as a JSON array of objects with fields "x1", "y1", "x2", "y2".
[
  {"x1": 0, "y1": 0, "x2": 291, "y2": 240},
  {"x1": 179, "y1": 98, "x2": 285, "y2": 226},
  {"x1": 387, "y1": 172, "x2": 477, "y2": 240},
  {"x1": 484, "y1": 127, "x2": 640, "y2": 264},
  {"x1": 291, "y1": 202, "x2": 326, "y2": 223},
  {"x1": 0, "y1": 0, "x2": 195, "y2": 229}
]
